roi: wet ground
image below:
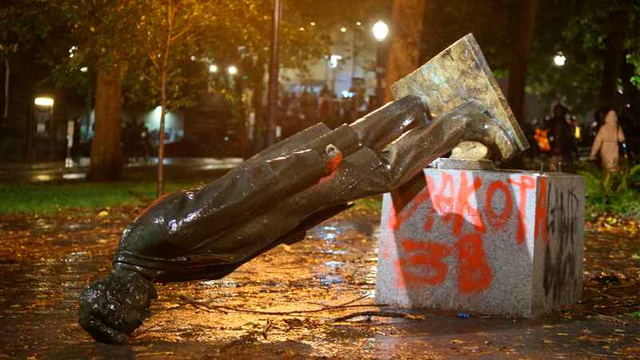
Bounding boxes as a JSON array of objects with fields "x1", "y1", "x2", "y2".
[{"x1": 0, "y1": 205, "x2": 638, "y2": 359}]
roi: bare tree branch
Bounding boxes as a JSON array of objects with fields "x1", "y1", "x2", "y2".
[
  {"x1": 170, "y1": 22, "x2": 194, "y2": 43},
  {"x1": 140, "y1": 70, "x2": 161, "y2": 90},
  {"x1": 146, "y1": 51, "x2": 161, "y2": 71}
]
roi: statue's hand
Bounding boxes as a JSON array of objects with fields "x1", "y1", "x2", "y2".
[{"x1": 79, "y1": 270, "x2": 157, "y2": 344}]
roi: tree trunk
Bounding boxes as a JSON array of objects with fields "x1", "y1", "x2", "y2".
[
  {"x1": 599, "y1": 10, "x2": 629, "y2": 108},
  {"x1": 157, "y1": 88, "x2": 167, "y2": 198},
  {"x1": 418, "y1": 0, "x2": 442, "y2": 63},
  {"x1": 507, "y1": 0, "x2": 538, "y2": 124},
  {"x1": 157, "y1": 110, "x2": 166, "y2": 197},
  {"x1": 383, "y1": 0, "x2": 426, "y2": 103},
  {"x1": 2, "y1": 57, "x2": 8, "y2": 117},
  {"x1": 157, "y1": 0, "x2": 172, "y2": 198},
  {"x1": 266, "y1": 0, "x2": 282, "y2": 146},
  {"x1": 88, "y1": 66, "x2": 122, "y2": 181}
]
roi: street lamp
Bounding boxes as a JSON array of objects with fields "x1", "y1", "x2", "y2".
[
  {"x1": 228, "y1": 65, "x2": 238, "y2": 75},
  {"x1": 209, "y1": 64, "x2": 218, "y2": 73},
  {"x1": 554, "y1": 52, "x2": 566, "y2": 67},
  {"x1": 372, "y1": 20, "x2": 389, "y2": 107},
  {"x1": 34, "y1": 96, "x2": 55, "y2": 157},
  {"x1": 266, "y1": 0, "x2": 282, "y2": 146},
  {"x1": 372, "y1": 20, "x2": 389, "y2": 42}
]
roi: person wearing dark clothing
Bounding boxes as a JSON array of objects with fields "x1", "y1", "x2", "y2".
[
  {"x1": 139, "y1": 126, "x2": 153, "y2": 162},
  {"x1": 70, "y1": 117, "x2": 82, "y2": 162},
  {"x1": 122, "y1": 120, "x2": 138, "y2": 164},
  {"x1": 547, "y1": 104, "x2": 573, "y2": 170}
]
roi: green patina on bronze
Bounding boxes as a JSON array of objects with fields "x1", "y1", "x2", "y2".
[{"x1": 392, "y1": 33, "x2": 529, "y2": 161}]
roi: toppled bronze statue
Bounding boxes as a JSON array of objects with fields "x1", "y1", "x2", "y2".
[{"x1": 79, "y1": 34, "x2": 528, "y2": 344}]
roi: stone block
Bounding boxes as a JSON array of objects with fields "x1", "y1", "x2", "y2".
[{"x1": 375, "y1": 169, "x2": 584, "y2": 317}]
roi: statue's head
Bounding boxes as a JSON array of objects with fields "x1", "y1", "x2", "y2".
[{"x1": 79, "y1": 270, "x2": 157, "y2": 344}]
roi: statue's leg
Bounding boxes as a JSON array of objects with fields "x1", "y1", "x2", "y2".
[
  {"x1": 338, "y1": 100, "x2": 519, "y2": 200},
  {"x1": 349, "y1": 95, "x2": 429, "y2": 151}
]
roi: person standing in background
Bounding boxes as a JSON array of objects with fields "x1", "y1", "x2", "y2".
[
  {"x1": 547, "y1": 104, "x2": 572, "y2": 170},
  {"x1": 590, "y1": 108, "x2": 626, "y2": 172}
]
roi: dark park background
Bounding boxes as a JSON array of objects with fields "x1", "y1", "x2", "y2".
[{"x1": 1, "y1": 0, "x2": 640, "y2": 358}]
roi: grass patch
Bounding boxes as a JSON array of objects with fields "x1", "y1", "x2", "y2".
[
  {"x1": 579, "y1": 160, "x2": 640, "y2": 221},
  {"x1": 0, "y1": 180, "x2": 385, "y2": 216},
  {"x1": 0, "y1": 180, "x2": 205, "y2": 214},
  {"x1": 353, "y1": 195, "x2": 383, "y2": 213}
]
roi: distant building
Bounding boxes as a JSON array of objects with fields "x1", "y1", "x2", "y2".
[
  {"x1": 280, "y1": 24, "x2": 379, "y2": 104},
  {"x1": 0, "y1": 24, "x2": 385, "y2": 161},
  {"x1": 0, "y1": 52, "x2": 85, "y2": 161}
]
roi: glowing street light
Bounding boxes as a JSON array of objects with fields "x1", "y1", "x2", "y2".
[
  {"x1": 80, "y1": 67, "x2": 88, "y2": 73},
  {"x1": 34, "y1": 97, "x2": 54, "y2": 107},
  {"x1": 340, "y1": 27, "x2": 347, "y2": 33},
  {"x1": 372, "y1": 20, "x2": 389, "y2": 107},
  {"x1": 554, "y1": 52, "x2": 566, "y2": 67},
  {"x1": 228, "y1": 65, "x2": 238, "y2": 75},
  {"x1": 372, "y1": 20, "x2": 389, "y2": 41},
  {"x1": 209, "y1": 64, "x2": 218, "y2": 73}
]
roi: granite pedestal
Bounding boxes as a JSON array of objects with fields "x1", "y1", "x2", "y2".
[{"x1": 375, "y1": 168, "x2": 584, "y2": 317}]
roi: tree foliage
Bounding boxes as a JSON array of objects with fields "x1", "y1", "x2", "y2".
[
  {"x1": 415, "y1": 0, "x2": 639, "y2": 116},
  {"x1": 419, "y1": 0, "x2": 518, "y2": 72},
  {"x1": 528, "y1": 0, "x2": 639, "y2": 113},
  {"x1": 1, "y1": 0, "x2": 366, "y2": 181}
]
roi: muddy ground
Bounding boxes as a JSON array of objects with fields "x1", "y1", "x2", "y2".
[{"x1": 0, "y1": 205, "x2": 638, "y2": 359}]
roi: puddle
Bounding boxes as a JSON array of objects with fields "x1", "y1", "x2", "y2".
[
  {"x1": 323, "y1": 261, "x2": 344, "y2": 269},
  {"x1": 317, "y1": 274, "x2": 344, "y2": 286},
  {"x1": 310, "y1": 225, "x2": 342, "y2": 243}
]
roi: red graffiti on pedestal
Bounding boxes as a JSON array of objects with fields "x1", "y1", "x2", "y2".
[
  {"x1": 485, "y1": 180, "x2": 513, "y2": 230},
  {"x1": 455, "y1": 233, "x2": 492, "y2": 294},
  {"x1": 398, "y1": 235, "x2": 492, "y2": 294},
  {"x1": 535, "y1": 177, "x2": 549, "y2": 243},
  {"x1": 508, "y1": 176, "x2": 536, "y2": 244},
  {"x1": 389, "y1": 171, "x2": 546, "y2": 295},
  {"x1": 400, "y1": 239, "x2": 452, "y2": 286}
]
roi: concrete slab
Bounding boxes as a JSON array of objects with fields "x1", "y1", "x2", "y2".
[{"x1": 375, "y1": 169, "x2": 584, "y2": 317}]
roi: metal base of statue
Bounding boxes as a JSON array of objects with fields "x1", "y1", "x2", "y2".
[{"x1": 79, "y1": 34, "x2": 530, "y2": 344}]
